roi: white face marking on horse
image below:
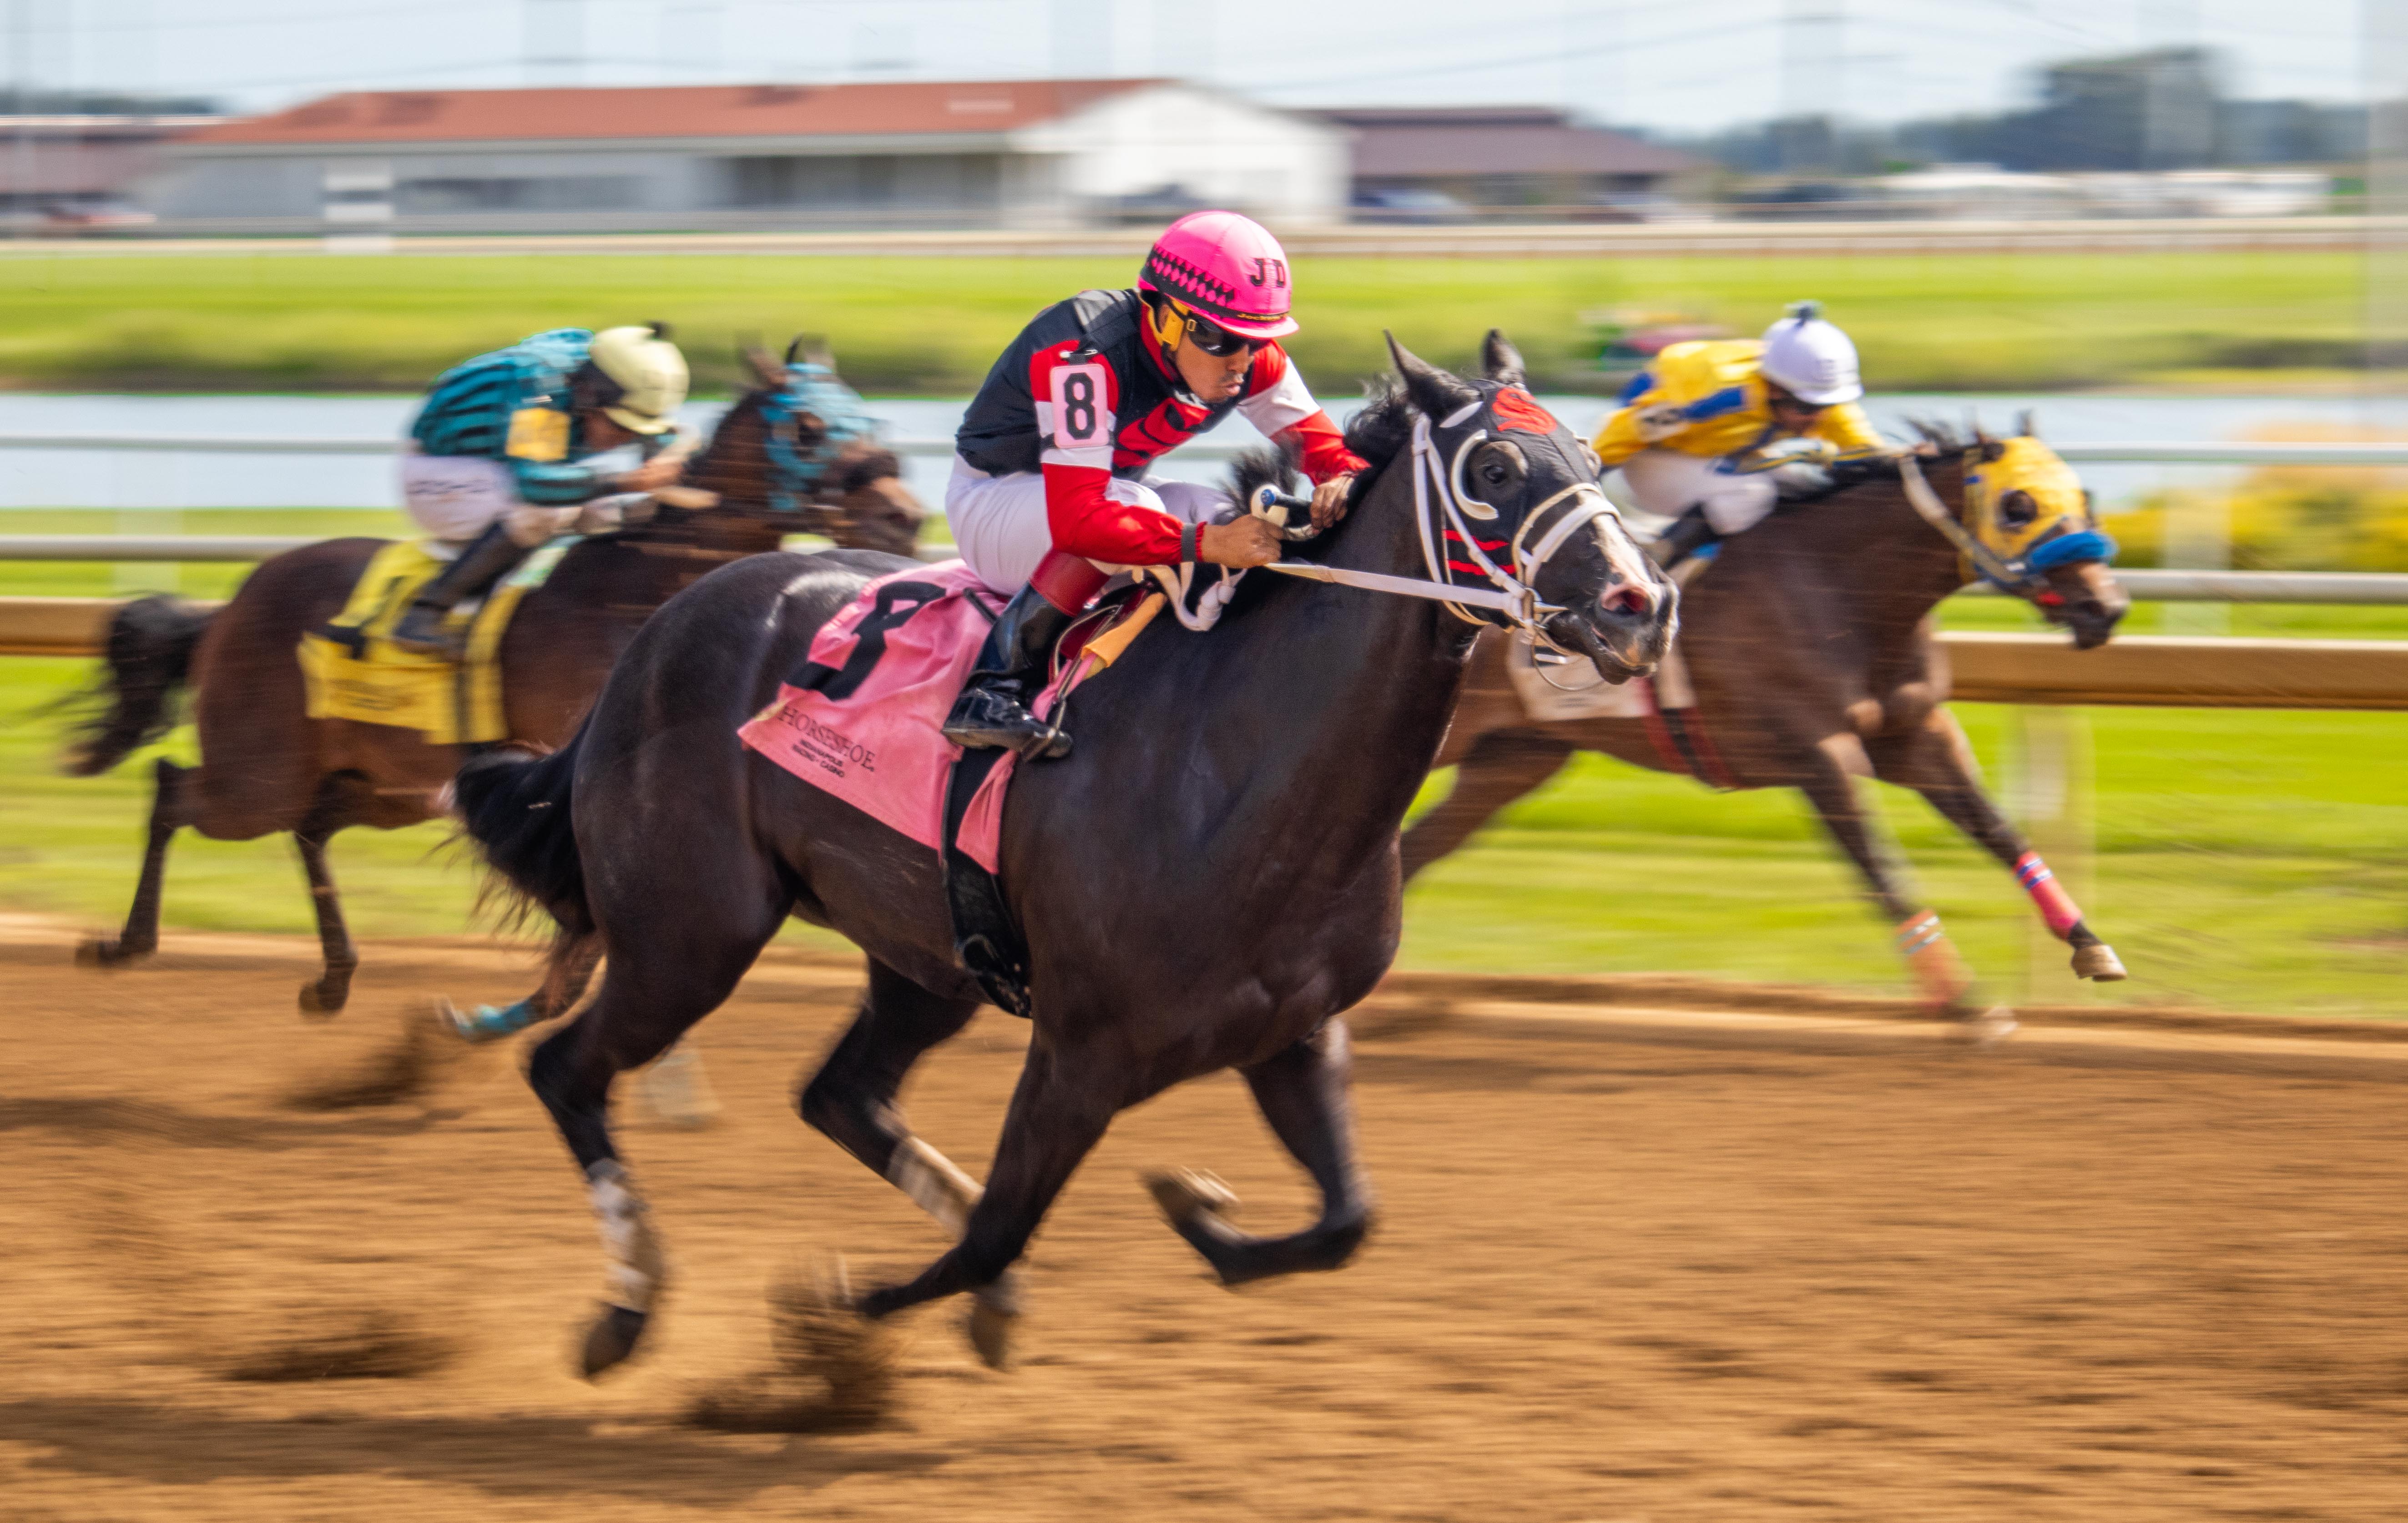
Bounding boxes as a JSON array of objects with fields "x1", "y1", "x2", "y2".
[{"x1": 1588, "y1": 516, "x2": 1661, "y2": 613}]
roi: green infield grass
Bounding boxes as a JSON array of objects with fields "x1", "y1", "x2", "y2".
[
  {"x1": 6, "y1": 524, "x2": 2408, "y2": 1017},
  {"x1": 0, "y1": 247, "x2": 2367, "y2": 395}
]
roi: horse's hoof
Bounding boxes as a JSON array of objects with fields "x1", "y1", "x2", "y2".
[
  {"x1": 77, "y1": 937, "x2": 149, "y2": 970},
  {"x1": 1949, "y1": 1006, "x2": 2019, "y2": 1047},
  {"x1": 298, "y1": 979, "x2": 350, "y2": 1019},
  {"x1": 579, "y1": 1304, "x2": 649, "y2": 1380},
  {"x1": 1144, "y1": 1168, "x2": 1239, "y2": 1227},
  {"x1": 967, "y1": 1296, "x2": 1018, "y2": 1371},
  {"x1": 2072, "y1": 943, "x2": 2128, "y2": 981}
]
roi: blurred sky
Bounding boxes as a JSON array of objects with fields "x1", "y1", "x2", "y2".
[{"x1": 4, "y1": 0, "x2": 2372, "y2": 135}]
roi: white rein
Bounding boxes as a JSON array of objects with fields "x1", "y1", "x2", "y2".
[
  {"x1": 1266, "y1": 412, "x2": 1621, "y2": 643},
  {"x1": 1147, "y1": 408, "x2": 1622, "y2": 639}
]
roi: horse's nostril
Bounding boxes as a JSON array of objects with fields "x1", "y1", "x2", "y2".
[{"x1": 1599, "y1": 584, "x2": 1649, "y2": 617}]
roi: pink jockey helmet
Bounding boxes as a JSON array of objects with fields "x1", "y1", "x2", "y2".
[{"x1": 1137, "y1": 210, "x2": 1299, "y2": 341}]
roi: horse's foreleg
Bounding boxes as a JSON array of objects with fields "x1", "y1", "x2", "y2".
[
  {"x1": 79, "y1": 758, "x2": 187, "y2": 968},
  {"x1": 1398, "y1": 731, "x2": 1575, "y2": 882},
  {"x1": 855, "y1": 1042, "x2": 1115, "y2": 1355},
  {"x1": 1148, "y1": 1016, "x2": 1373, "y2": 1287},
  {"x1": 1873, "y1": 711, "x2": 2126, "y2": 983},
  {"x1": 292, "y1": 783, "x2": 358, "y2": 1017},
  {"x1": 795, "y1": 961, "x2": 1019, "y2": 1361},
  {"x1": 1798, "y1": 734, "x2": 1977, "y2": 1015}
]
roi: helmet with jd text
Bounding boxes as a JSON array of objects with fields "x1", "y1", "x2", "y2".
[
  {"x1": 1138, "y1": 210, "x2": 1299, "y2": 341},
  {"x1": 1758, "y1": 300, "x2": 1862, "y2": 407},
  {"x1": 587, "y1": 323, "x2": 690, "y2": 435}
]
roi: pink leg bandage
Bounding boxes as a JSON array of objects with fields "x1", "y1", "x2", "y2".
[
  {"x1": 2012, "y1": 852, "x2": 2084, "y2": 938},
  {"x1": 1895, "y1": 911, "x2": 1972, "y2": 1010}
]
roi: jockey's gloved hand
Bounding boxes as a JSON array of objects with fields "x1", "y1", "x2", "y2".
[{"x1": 1199, "y1": 515, "x2": 1280, "y2": 568}]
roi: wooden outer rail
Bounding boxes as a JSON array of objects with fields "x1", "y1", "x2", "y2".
[
  {"x1": 10, "y1": 598, "x2": 2408, "y2": 711},
  {"x1": 1942, "y1": 632, "x2": 2408, "y2": 711}
]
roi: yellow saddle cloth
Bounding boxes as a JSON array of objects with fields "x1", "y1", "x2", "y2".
[{"x1": 297, "y1": 536, "x2": 577, "y2": 744}]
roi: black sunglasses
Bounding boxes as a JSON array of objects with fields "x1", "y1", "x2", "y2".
[{"x1": 1180, "y1": 309, "x2": 1257, "y2": 359}]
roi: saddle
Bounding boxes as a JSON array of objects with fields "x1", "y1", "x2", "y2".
[
  {"x1": 740, "y1": 560, "x2": 1162, "y2": 1015},
  {"x1": 296, "y1": 536, "x2": 579, "y2": 745}
]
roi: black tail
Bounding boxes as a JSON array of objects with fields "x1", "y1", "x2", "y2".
[
  {"x1": 453, "y1": 732, "x2": 591, "y2": 936},
  {"x1": 62, "y1": 595, "x2": 215, "y2": 777}
]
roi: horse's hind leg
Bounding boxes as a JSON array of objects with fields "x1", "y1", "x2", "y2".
[
  {"x1": 1148, "y1": 1017, "x2": 1373, "y2": 1287},
  {"x1": 530, "y1": 912, "x2": 782, "y2": 1378},
  {"x1": 798, "y1": 958, "x2": 1019, "y2": 1356},
  {"x1": 438, "y1": 933, "x2": 603, "y2": 1043},
  {"x1": 1872, "y1": 710, "x2": 2126, "y2": 983},
  {"x1": 1398, "y1": 732, "x2": 1574, "y2": 882},
  {"x1": 292, "y1": 777, "x2": 363, "y2": 1016},
  {"x1": 79, "y1": 758, "x2": 187, "y2": 968}
]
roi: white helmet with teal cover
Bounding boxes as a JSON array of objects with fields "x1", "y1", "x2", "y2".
[
  {"x1": 1759, "y1": 300, "x2": 1862, "y2": 407},
  {"x1": 588, "y1": 322, "x2": 689, "y2": 435}
]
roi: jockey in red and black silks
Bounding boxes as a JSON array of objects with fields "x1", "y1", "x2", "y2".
[{"x1": 941, "y1": 209, "x2": 1367, "y2": 760}]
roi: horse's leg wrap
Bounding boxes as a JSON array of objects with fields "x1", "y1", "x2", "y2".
[
  {"x1": 888, "y1": 1134, "x2": 1024, "y2": 1358},
  {"x1": 588, "y1": 1159, "x2": 667, "y2": 1315},
  {"x1": 1895, "y1": 911, "x2": 1972, "y2": 1011},
  {"x1": 2012, "y1": 851, "x2": 2084, "y2": 938}
]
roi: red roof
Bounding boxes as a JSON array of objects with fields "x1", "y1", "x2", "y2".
[{"x1": 184, "y1": 78, "x2": 1166, "y2": 147}]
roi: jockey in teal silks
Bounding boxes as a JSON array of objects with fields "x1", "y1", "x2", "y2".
[{"x1": 389, "y1": 324, "x2": 691, "y2": 653}]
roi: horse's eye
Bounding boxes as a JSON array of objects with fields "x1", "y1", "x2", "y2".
[
  {"x1": 1999, "y1": 489, "x2": 2039, "y2": 528},
  {"x1": 1481, "y1": 461, "x2": 1508, "y2": 484}
]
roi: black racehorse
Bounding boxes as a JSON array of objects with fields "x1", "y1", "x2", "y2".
[{"x1": 454, "y1": 333, "x2": 1675, "y2": 1376}]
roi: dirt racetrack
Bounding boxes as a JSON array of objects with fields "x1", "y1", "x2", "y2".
[{"x1": 7, "y1": 926, "x2": 2408, "y2": 1522}]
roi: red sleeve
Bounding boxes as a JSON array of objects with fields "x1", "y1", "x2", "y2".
[
  {"x1": 1030, "y1": 339, "x2": 1187, "y2": 566},
  {"x1": 1277, "y1": 410, "x2": 1369, "y2": 484},
  {"x1": 1238, "y1": 343, "x2": 1368, "y2": 484}
]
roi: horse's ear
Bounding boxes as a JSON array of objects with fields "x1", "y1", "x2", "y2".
[
  {"x1": 2015, "y1": 408, "x2": 2037, "y2": 439},
  {"x1": 786, "y1": 333, "x2": 836, "y2": 371},
  {"x1": 1386, "y1": 331, "x2": 1480, "y2": 419},
  {"x1": 1480, "y1": 329, "x2": 1528, "y2": 388},
  {"x1": 742, "y1": 343, "x2": 785, "y2": 390}
]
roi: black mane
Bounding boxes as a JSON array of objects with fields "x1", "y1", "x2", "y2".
[{"x1": 1342, "y1": 373, "x2": 1417, "y2": 470}]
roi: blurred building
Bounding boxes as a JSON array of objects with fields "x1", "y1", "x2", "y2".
[
  {"x1": 1312, "y1": 106, "x2": 1705, "y2": 220},
  {"x1": 0, "y1": 112, "x2": 217, "y2": 231},
  {"x1": 140, "y1": 79, "x2": 1347, "y2": 233}
]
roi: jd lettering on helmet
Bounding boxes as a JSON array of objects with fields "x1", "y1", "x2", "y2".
[{"x1": 1247, "y1": 257, "x2": 1288, "y2": 290}]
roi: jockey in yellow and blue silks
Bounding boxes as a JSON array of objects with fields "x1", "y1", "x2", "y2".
[
  {"x1": 389, "y1": 324, "x2": 691, "y2": 653},
  {"x1": 1592, "y1": 302, "x2": 1894, "y2": 567}
]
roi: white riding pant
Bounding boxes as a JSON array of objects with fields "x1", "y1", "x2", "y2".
[
  {"x1": 399, "y1": 453, "x2": 625, "y2": 551},
  {"x1": 1607, "y1": 448, "x2": 1780, "y2": 537},
  {"x1": 946, "y1": 455, "x2": 1227, "y2": 595}
]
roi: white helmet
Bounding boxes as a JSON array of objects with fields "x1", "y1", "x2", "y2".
[
  {"x1": 588, "y1": 323, "x2": 689, "y2": 435},
  {"x1": 1758, "y1": 301, "x2": 1862, "y2": 407}
]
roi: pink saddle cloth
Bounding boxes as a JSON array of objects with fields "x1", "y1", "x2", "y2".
[{"x1": 738, "y1": 559, "x2": 1070, "y2": 874}]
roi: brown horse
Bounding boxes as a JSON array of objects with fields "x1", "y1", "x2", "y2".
[
  {"x1": 1402, "y1": 425, "x2": 2131, "y2": 1017},
  {"x1": 65, "y1": 346, "x2": 924, "y2": 1020}
]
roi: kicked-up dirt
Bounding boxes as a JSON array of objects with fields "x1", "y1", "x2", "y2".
[{"x1": 4, "y1": 930, "x2": 2408, "y2": 1522}]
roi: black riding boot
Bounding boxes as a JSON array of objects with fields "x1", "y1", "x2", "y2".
[
  {"x1": 941, "y1": 584, "x2": 1075, "y2": 760},
  {"x1": 1648, "y1": 504, "x2": 1721, "y2": 571},
  {"x1": 388, "y1": 523, "x2": 533, "y2": 655}
]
